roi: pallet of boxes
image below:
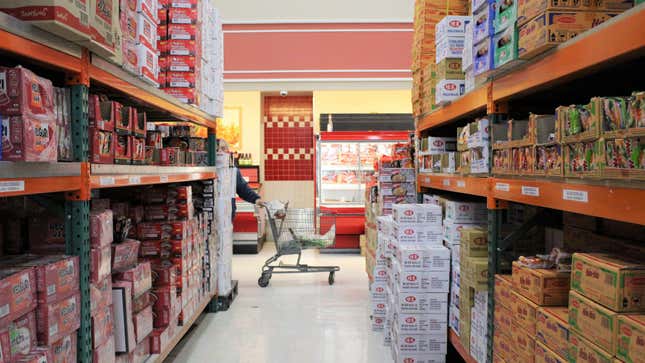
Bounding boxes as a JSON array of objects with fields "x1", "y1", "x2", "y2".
[{"x1": 389, "y1": 204, "x2": 450, "y2": 363}]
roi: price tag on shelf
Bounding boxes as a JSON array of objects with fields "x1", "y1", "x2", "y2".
[
  {"x1": 191, "y1": 173, "x2": 201, "y2": 180},
  {"x1": 425, "y1": 177, "x2": 431, "y2": 184},
  {"x1": 443, "y1": 179, "x2": 451, "y2": 187},
  {"x1": 0, "y1": 180, "x2": 25, "y2": 193},
  {"x1": 521, "y1": 186, "x2": 539, "y2": 197},
  {"x1": 128, "y1": 176, "x2": 141, "y2": 185},
  {"x1": 99, "y1": 177, "x2": 115, "y2": 186},
  {"x1": 563, "y1": 189, "x2": 588, "y2": 203},
  {"x1": 456, "y1": 180, "x2": 466, "y2": 188},
  {"x1": 495, "y1": 183, "x2": 510, "y2": 192},
  {"x1": 160, "y1": 175, "x2": 169, "y2": 183}
]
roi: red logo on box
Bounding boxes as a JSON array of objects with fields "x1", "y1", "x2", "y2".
[
  {"x1": 409, "y1": 254, "x2": 420, "y2": 261},
  {"x1": 404, "y1": 359, "x2": 415, "y2": 363},
  {"x1": 449, "y1": 20, "x2": 462, "y2": 27},
  {"x1": 405, "y1": 317, "x2": 416, "y2": 324},
  {"x1": 444, "y1": 83, "x2": 457, "y2": 91},
  {"x1": 376, "y1": 287, "x2": 384, "y2": 293},
  {"x1": 405, "y1": 337, "x2": 415, "y2": 344},
  {"x1": 433, "y1": 140, "x2": 445, "y2": 147},
  {"x1": 405, "y1": 296, "x2": 416, "y2": 303},
  {"x1": 404, "y1": 210, "x2": 414, "y2": 216},
  {"x1": 404, "y1": 229, "x2": 415, "y2": 235},
  {"x1": 407, "y1": 275, "x2": 417, "y2": 282},
  {"x1": 377, "y1": 303, "x2": 385, "y2": 309},
  {"x1": 459, "y1": 205, "x2": 470, "y2": 211}
]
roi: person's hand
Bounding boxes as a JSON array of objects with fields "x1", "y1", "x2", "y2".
[{"x1": 255, "y1": 199, "x2": 264, "y2": 206}]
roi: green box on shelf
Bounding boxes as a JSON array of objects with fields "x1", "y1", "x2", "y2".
[
  {"x1": 557, "y1": 99, "x2": 602, "y2": 143},
  {"x1": 494, "y1": 0, "x2": 519, "y2": 33},
  {"x1": 494, "y1": 26, "x2": 519, "y2": 68}
]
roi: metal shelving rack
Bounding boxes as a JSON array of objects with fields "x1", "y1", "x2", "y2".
[
  {"x1": 0, "y1": 14, "x2": 222, "y2": 363},
  {"x1": 415, "y1": 5, "x2": 645, "y2": 362}
]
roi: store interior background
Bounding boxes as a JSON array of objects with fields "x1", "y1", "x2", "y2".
[{"x1": 220, "y1": 0, "x2": 416, "y2": 208}]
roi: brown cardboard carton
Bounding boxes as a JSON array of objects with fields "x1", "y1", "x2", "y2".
[
  {"x1": 569, "y1": 331, "x2": 613, "y2": 363},
  {"x1": 616, "y1": 314, "x2": 645, "y2": 363},
  {"x1": 512, "y1": 261, "x2": 570, "y2": 305},
  {"x1": 568, "y1": 291, "x2": 618, "y2": 354},
  {"x1": 494, "y1": 329, "x2": 516, "y2": 362},
  {"x1": 536, "y1": 307, "x2": 569, "y2": 360},
  {"x1": 495, "y1": 304, "x2": 513, "y2": 333},
  {"x1": 571, "y1": 253, "x2": 645, "y2": 312},
  {"x1": 517, "y1": 0, "x2": 631, "y2": 26},
  {"x1": 495, "y1": 274, "x2": 515, "y2": 309},
  {"x1": 462, "y1": 256, "x2": 488, "y2": 289},
  {"x1": 436, "y1": 58, "x2": 464, "y2": 80},
  {"x1": 535, "y1": 341, "x2": 567, "y2": 363},
  {"x1": 511, "y1": 290, "x2": 539, "y2": 335},
  {"x1": 511, "y1": 323, "x2": 536, "y2": 363},
  {"x1": 460, "y1": 227, "x2": 488, "y2": 258}
]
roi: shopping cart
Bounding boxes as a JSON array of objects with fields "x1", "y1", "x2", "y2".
[{"x1": 258, "y1": 202, "x2": 340, "y2": 287}]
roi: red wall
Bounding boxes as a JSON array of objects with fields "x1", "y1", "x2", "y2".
[{"x1": 223, "y1": 23, "x2": 413, "y2": 80}]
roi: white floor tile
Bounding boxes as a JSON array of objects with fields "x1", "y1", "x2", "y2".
[{"x1": 166, "y1": 243, "x2": 392, "y2": 363}]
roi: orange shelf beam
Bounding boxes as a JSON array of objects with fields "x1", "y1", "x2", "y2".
[
  {"x1": 449, "y1": 329, "x2": 477, "y2": 363},
  {"x1": 0, "y1": 176, "x2": 82, "y2": 197},
  {"x1": 418, "y1": 173, "x2": 490, "y2": 197},
  {"x1": 89, "y1": 65, "x2": 217, "y2": 129},
  {"x1": 90, "y1": 171, "x2": 217, "y2": 189},
  {"x1": 491, "y1": 178, "x2": 645, "y2": 226},
  {"x1": 417, "y1": 84, "x2": 489, "y2": 132},
  {"x1": 493, "y1": 6, "x2": 645, "y2": 101},
  {"x1": 0, "y1": 29, "x2": 80, "y2": 73}
]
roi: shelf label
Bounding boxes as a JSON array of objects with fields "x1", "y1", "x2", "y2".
[
  {"x1": 425, "y1": 176, "x2": 431, "y2": 184},
  {"x1": 456, "y1": 180, "x2": 466, "y2": 188},
  {"x1": 160, "y1": 175, "x2": 169, "y2": 183},
  {"x1": 563, "y1": 189, "x2": 588, "y2": 203},
  {"x1": 128, "y1": 176, "x2": 141, "y2": 185},
  {"x1": 443, "y1": 179, "x2": 451, "y2": 187},
  {"x1": 495, "y1": 183, "x2": 510, "y2": 192},
  {"x1": 0, "y1": 180, "x2": 25, "y2": 193},
  {"x1": 521, "y1": 186, "x2": 540, "y2": 197},
  {"x1": 99, "y1": 177, "x2": 115, "y2": 186},
  {"x1": 191, "y1": 173, "x2": 202, "y2": 180}
]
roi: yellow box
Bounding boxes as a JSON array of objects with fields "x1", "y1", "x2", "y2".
[
  {"x1": 536, "y1": 307, "x2": 569, "y2": 360},
  {"x1": 571, "y1": 253, "x2": 645, "y2": 312},
  {"x1": 511, "y1": 323, "x2": 536, "y2": 363},
  {"x1": 462, "y1": 256, "x2": 489, "y2": 288},
  {"x1": 517, "y1": 0, "x2": 631, "y2": 26},
  {"x1": 569, "y1": 331, "x2": 613, "y2": 363},
  {"x1": 495, "y1": 304, "x2": 513, "y2": 333},
  {"x1": 511, "y1": 290, "x2": 539, "y2": 335},
  {"x1": 495, "y1": 274, "x2": 515, "y2": 309},
  {"x1": 494, "y1": 329, "x2": 516, "y2": 362},
  {"x1": 512, "y1": 261, "x2": 570, "y2": 306},
  {"x1": 616, "y1": 314, "x2": 645, "y2": 363},
  {"x1": 568, "y1": 291, "x2": 618, "y2": 354},
  {"x1": 460, "y1": 226, "x2": 488, "y2": 258},
  {"x1": 536, "y1": 341, "x2": 567, "y2": 363},
  {"x1": 436, "y1": 58, "x2": 464, "y2": 80}
]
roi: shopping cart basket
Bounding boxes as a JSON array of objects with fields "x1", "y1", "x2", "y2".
[{"x1": 258, "y1": 202, "x2": 340, "y2": 287}]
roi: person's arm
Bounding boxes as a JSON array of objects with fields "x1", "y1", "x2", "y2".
[{"x1": 236, "y1": 169, "x2": 261, "y2": 204}]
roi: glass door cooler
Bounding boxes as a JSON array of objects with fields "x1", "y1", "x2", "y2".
[{"x1": 316, "y1": 131, "x2": 410, "y2": 252}]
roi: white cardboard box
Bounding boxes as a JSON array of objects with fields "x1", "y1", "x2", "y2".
[
  {"x1": 394, "y1": 344, "x2": 447, "y2": 363},
  {"x1": 392, "y1": 328, "x2": 448, "y2": 354},
  {"x1": 392, "y1": 204, "x2": 443, "y2": 225},
  {"x1": 392, "y1": 287, "x2": 449, "y2": 315},
  {"x1": 423, "y1": 137, "x2": 457, "y2": 155},
  {"x1": 374, "y1": 265, "x2": 388, "y2": 282},
  {"x1": 372, "y1": 315, "x2": 385, "y2": 331},
  {"x1": 393, "y1": 313, "x2": 448, "y2": 334},
  {"x1": 436, "y1": 36, "x2": 465, "y2": 63},
  {"x1": 444, "y1": 200, "x2": 487, "y2": 223},
  {"x1": 435, "y1": 15, "x2": 472, "y2": 40},
  {"x1": 435, "y1": 79, "x2": 466, "y2": 104},
  {"x1": 371, "y1": 281, "x2": 388, "y2": 300},
  {"x1": 443, "y1": 219, "x2": 485, "y2": 243},
  {"x1": 371, "y1": 299, "x2": 387, "y2": 317},
  {"x1": 393, "y1": 260, "x2": 450, "y2": 293},
  {"x1": 392, "y1": 223, "x2": 443, "y2": 245},
  {"x1": 396, "y1": 245, "x2": 450, "y2": 272}
]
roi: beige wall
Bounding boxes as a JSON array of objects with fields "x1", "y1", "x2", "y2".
[
  {"x1": 223, "y1": 91, "x2": 262, "y2": 165},
  {"x1": 217, "y1": 0, "x2": 414, "y2": 23}
]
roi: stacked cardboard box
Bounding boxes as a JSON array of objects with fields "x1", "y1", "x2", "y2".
[
  {"x1": 389, "y1": 204, "x2": 450, "y2": 363},
  {"x1": 458, "y1": 118, "x2": 491, "y2": 175},
  {"x1": 471, "y1": 0, "x2": 495, "y2": 77},
  {"x1": 214, "y1": 153, "x2": 236, "y2": 296},
  {"x1": 418, "y1": 136, "x2": 458, "y2": 174},
  {"x1": 435, "y1": 16, "x2": 471, "y2": 105},
  {"x1": 377, "y1": 167, "x2": 417, "y2": 216}
]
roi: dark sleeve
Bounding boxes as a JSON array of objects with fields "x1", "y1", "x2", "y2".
[{"x1": 236, "y1": 169, "x2": 260, "y2": 204}]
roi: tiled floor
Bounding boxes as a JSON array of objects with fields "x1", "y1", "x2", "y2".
[{"x1": 166, "y1": 243, "x2": 392, "y2": 363}]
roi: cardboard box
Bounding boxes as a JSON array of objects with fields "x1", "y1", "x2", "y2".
[
  {"x1": 474, "y1": 37, "x2": 494, "y2": 76},
  {"x1": 569, "y1": 331, "x2": 613, "y2": 363},
  {"x1": 435, "y1": 79, "x2": 465, "y2": 104},
  {"x1": 114, "y1": 262, "x2": 152, "y2": 299},
  {"x1": 495, "y1": 304, "x2": 513, "y2": 332},
  {"x1": 87, "y1": 0, "x2": 119, "y2": 57},
  {"x1": 474, "y1": 4, "x2": 495, "y2": 45},
  {"x1": 89, "y1": 128, "x2": 114, "y2": 164},
  {"x1": 1, "y1": 115, "x2": 58, "y2": 162},
  {"x1": 91, "y1": 303, "x2": 113, "y2": 349},
  {"x1": 112, "y1": 282, "x2": 136, "y2": 353},
  {"x1": 558, "y1": 101, "x2": 602, "y2": 143},
  {"x1": 36, "y1": 292, "x2": 81, "y2": 345},
  {"x1": 511, "y1": 323, "x2": 536, "y2": 362},
  {"x1": 494, "y1": 0, "x2": 519, "y2": 33},
  {"x1": 571, "y1": 253, "x2": 645, "y2": 312},
  {"x1": 137, "y1": 44, "x2": 159, "y2": 86},
  {"x1": 0, "y1": 311, "x2": 37, "y2": 360},
  {"x1": 517, "y1": 0, "x2": 631, "y2": 26},
  {"x1": 133, "y1": 305, "x2": 153, "y2": 344},
  {"x1": 395, "y1": 245, "x2": 450, "y2": 272},
  {"x1": 93, "y1": 335, "x2": 115, "y2": 363},
  {"x1": 422, "y1": 137, "x2": 457, "y2": 155},
  {"x1": 392, "y1": 329, "x2": 448, "y2": 354},
  {"x1": 512, "y1": 261, "x2": 570, "y2": 306},
  {"x1": 392, "y1": 223, "x2": 443, "y2": 245},
  {"x1": 494, "y1": 25, "x2": 518, "y2": 68},
  {"x1": 0, "y1": 267, "x2": 37, "y2": 327},
  {"x1": 379, "y1": 182, "x2": 417, "y2": 198},
  {"x1": 393, "y1": 313, "x2": 448, "y2": 334},
  {"x1": 445, "y1": 200, "x2": 487, "y2": 223},
  {"x1": 536, "y1": 307, "x2": 569, "y2": 360},
  {"x1": 460, "y1": 227, "x2": 488, "y2": 257},
  {"x1": 435, "y1": 15, "x2": 471, "y2": 40},
  {"x1": 511, "y1": 290, "x2": 538, "y2": 335},
  {"x1": 112, "y1": 239, "x2": 140, "y2": 273},
  {"x1": 90, "y1": 278, "x2": 112, "y2": 316},
  {"x1": 494, "y1": 274, "x2": 515, "y2": 308},
  {"x1": 393, "y1": 264, "x2": 450, "y2": 293},
  {"x1": 616, "y1": 314, "x2": 645, "y2": 363},
  {"x1": 436, "y1": 36, "x2": 465, "y2": 63},
  {"x1": 436, "y1": 58, "x2": 464, "y2": 80},
  {"x1": 518, "y1": 11, "x2": 619, "y2": 60},
  {"x1": 461, "y1": 256, "x2": 488, "y2": 288},
  {"x1": 0, "y1": 1, "x2": 90, "y2": 43},
  {"x1": 11, "y1": 255, "x2": 79, "y2": 305},
  {"x1": 494, "y1": 330, "x2": 516, "y2": 362},
  {"x1": 568, "y1": 291, "x2": 618, "y2": 354},
  {"x1": 379, "y1": 168, "x2": 416, "y2": 182},
  {"x1": 535, "y1": 341, "x2": 567, "y2": 363},
  {"x1": 0, "y1": 66, "x2": 55, "y2": 117},
  {"x1": 392, "y1": 204, "x2": 443, "y2": 225},
  {"x1": 47, "y1": 333, "x2": 76, "y2": 363},
  {"x1": 392, "y1": 289, "x2": 449, "y2": 315}
]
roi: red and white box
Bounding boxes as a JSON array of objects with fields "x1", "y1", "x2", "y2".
[
  {"x1": 168, "y1": 0, "x2": 197, "y2": 8},
  {"x1": 395, "y1": 245, "x2": 450, "y2": 272},
  {"x1": 87, "y1": 0, "x2": 119, "y2": 57},
  {"x1": 116, "y1": 336, "x2": 149, "y2": 363},
  {"x1": 135, "y1": 13, "x2": 157, "y2": 50},
  {"x1": 0, "y1": 267, "x2": 37, "y2": 327},
  {"x1": 115, "y1": 134, "x2": 133, "y2": 164},
  {"x1": 392, "y1": 204, "x2": 443, "y2": 225},
  {"x1": 167, "y1": 24, "x2": 198, "y2": 40},
  {"x1": 142, "y1": 185, "x2": 191, "y2": 204},
  {"x1": 144, "y1": 203, "x2": 193, "y2": 221},
  {"x1": 136, "y1": 44, "x2": 159, "y2": 86},
  {"x1": 114, "y1": 262, "x2": 152, "y2": 299},
  {"x1": 392, "y1": 288, "x2": 449, "y2": 315},
  {"x1": 0, "y1": 66, "x2": 55, "y2": 117},
  {"x1": 140, "y1": 240, "x2": 183, "y2": 258},
  {"x1": 116, "y1": 106, "x2": 134, "y2": 136},
  {"x1": 90, "y1": 246, "x2": 111, "y2": 283},
  {"x1": 121, "y1": 40, "x2": 139, "y2": 75},
  {"x1": 92, "y1": 335, "x2": 115, "y2": 363},
  {"x1": 168, "y1": 7, "x2": 198, "y2": 24},
  {"x1": 47, "y1": 333, "x2": 77, "y2": 363},
  {"x1": 166, "y1": 39, "x2": 198, "y2": 56},
  {"x1": 136, "y1": 0, "x2": 157, "y2": 21},
  {"x1": 132, "y1": 136, "x2": 146, "y2": 164},
  {"x1": 393, "y1": 313, "x2": 448, "y2": 334},
  {"x1": 112, "y1": 240, "x2": 141, "y2": 273},
  {"x1": 28, "y1": 216, "x2": 65, "y2": 247},
  {"x1": 133, "y1": 111, "x2": 146, "y2": 137},
  {"x1": 152, "y1": 285, "x2": 177, "y2": 312},
  {"x1": 136, "y1": 221, "x2": 187, "y2": 240},
  {"x1": 12, "y1": 348, "x2": 51, "y2": 363},
  {"x1": 90, "y1": 209, "x2": 114, "y2": 248},
  {"x1": 161, "y1": 88, "x2": 196, "y2": 104},
  {"x1": 148, "y1": 325, "x2": 170, "y2": 354},
  {"x1": 89, "y1": 128, "x2": 115, "y2": 164},
  {"x1": 1, "y1": 115, "x2": 58, "y2": 162},
  {"x1": 88, "y1": 96, "x2": 117, "y2": 131},
  {"x1": 112, "y1": 282, "x2": 136, "y2": 353},
  {"x1": 133, "y1": 306, "x2": 153, "y2": 343},
  {"x1": 91, "y1": 304, "x2": 114, "y2": 349},
  {"x1": 0, "y1": 1, "x2": 90, "y2": 42},
  {"x1": 166, "y1": 71, "x2": 197, "y2": 88},
  {"x1": 393, "y1": 261, "x2": 450, "y2": 293},
  {"x1": 132, "y1": 292, "x2": 151, "y2": 314},
  {"x1": 16, "y1": 255, "x2": 79, "y2": 304},
  {"x1": 157, "y1": 23, "x2": 168, "y2": 40},
  {"x1": 0, "y1": 311, "x2": 37, "y2": 360},
  {"x1": 90, "y1": 277, "x2": 112, "y2": 315},
  {"x1": 392, "y1": 331, "x2": 447, "y2": 355},
  {"x1": 151, "y1": 264, "x2": 176, "y2": 286},
  {"x1": 36, "y1": 292, "x2": 81, "y2": 345},
  {"x1": 392, "y1": 223, "x2": 443, "y2": 245}
]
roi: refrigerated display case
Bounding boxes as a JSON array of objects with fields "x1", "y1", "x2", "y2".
[
  {"x1": 316, "y1": 131, "x2": 411, "y2": 252},
  {"x1": 233, "y1": 165, "x2": 266, "y2": 254}
]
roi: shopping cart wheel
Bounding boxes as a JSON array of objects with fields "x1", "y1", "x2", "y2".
[
  {"x1": 258, "y1": 272, "x2": 271, "y2": 288},
  {"x1": 328, "y1": 271, "x2": 335, "y2": 285}
]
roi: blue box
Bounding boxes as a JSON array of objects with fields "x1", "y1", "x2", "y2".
[
  {"x1": 473, "y1": 38, "x2": 494, "y2": 76},
  {"x1": 494, "y1": 0, "x2": 518, "y2": 33},
  {"x1": 473, "y1": 3, "x2": 496, "y2": 45}
]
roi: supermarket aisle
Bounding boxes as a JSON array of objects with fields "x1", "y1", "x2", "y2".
[{"x1": 166, "y1": 243, "x2": 391, "y2": 363}]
